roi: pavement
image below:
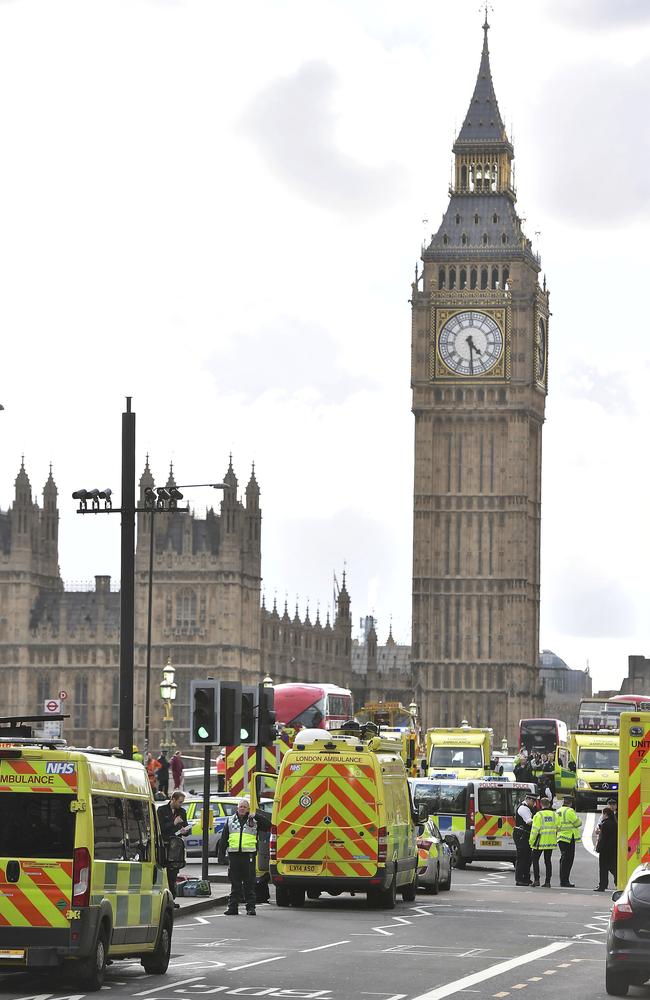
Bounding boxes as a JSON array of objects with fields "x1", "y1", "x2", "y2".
[{"x1": 0, "y1": 815, "x2": 620, "y2": 1000}]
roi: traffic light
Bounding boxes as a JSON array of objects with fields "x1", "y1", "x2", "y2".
[
  {"x1": 218, "y1": 681, "x2": 242, "y2": 745},
  {"x1": 190, "y1": 680, "x2": 219, "y2": 745},
  {"x1": 257, "y1": 684, "x2": 276, "y2": 746},
  {"x1": 240, "y1": 686, "x2": 259, "y2": 745}
]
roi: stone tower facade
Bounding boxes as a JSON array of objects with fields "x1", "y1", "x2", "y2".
[{"x1": 410, "y1": 19, "x2": 547, "y2": 745}]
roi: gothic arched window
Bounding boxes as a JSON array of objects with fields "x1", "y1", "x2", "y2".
[{"x1": 176, "y1": 588, "x2": 197, "y2": 630}]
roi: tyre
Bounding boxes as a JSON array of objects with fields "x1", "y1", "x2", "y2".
[
  {"x1": 401, "y1": 873, "x2": 417, "y2": 902},
  {"x1": 450, "y1": 840, "x2": 466, "y2": 869},
  {"x1": 606, "y1": 968, "x2": 629, "y2": 996},
  {"x1": 430, "y1": 863, "x2": 440, "y2": 895},
  {"x1": 440, "y1": 865, "x2": 452, "y2": 891},
  {"x1": 275, "y1": 885, "x2": 291, "y2": 907},
  {"x1": 306, "y1": 889, "x2": 321, "y2": 900},
  {"x1": 73, "y1": 925, "x2": 108, "y2": 992},
  {"x1": 289, "y1": 887, "x2": 305, "y2": 907},
  {"x1": 368, "y1": 876, "x2": 397, "y2": 909},
  {"x1": 142, "y1": 915, "x2": 172, "y2": 975}
]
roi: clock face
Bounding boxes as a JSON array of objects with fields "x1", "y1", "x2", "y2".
[
  {"x1": 537, "y1": 318, "x2": 546, "y2": 380},
  {"x1": 439, "y1": 311, "x2": 503, "y2": 376}
]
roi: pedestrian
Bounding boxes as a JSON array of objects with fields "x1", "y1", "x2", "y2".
[
  {"x1": 597, "y1": 797, "x2": 618, "y2": 832},
  {"x1": 157, "y1": 790, "x2": 191, "y2": 903},
  {"x1": 530, "y1": 796, "x2": 557, "y2": 887},
  {"x1": 157, "y1": 751, "x2": 170, "y2": 797},
  {"x1": 556, "y1": 794, "x2": 582, "y2": 887},
  {"x1": 132, "y1": 744, "x2": 143, "y2": 763},
  {"x1": 514, "y1": 792, "x2": 536, "y2": 886},
  {"x1": 542, "y1": 754, "x2": 555, "y2": 801},
  {"x1": 145, "y1": 751, "x2": 160, "y2": 792},
  {"x1": 216, "y1": 750, "x2": 226, "y2": 793},
  {"x1": 217, "y1": 797, "x2": 271, "y2": 916},
  {"x1": 594, "y1": 805, "x2": 617, "y2": 891},
  {"x1": 170, "y1": 750, "x2": 184, "y2": 792}
]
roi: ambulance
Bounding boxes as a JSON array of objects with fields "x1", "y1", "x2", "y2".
[
  {"x1": 569, "y1": 731, "x2": 619, "y2": 811},
  {"x1": 409, "y1": 776, "x2": 536, "y2": 867},
  {"x1": 617, "y1": 712, "x2": 650, "y2": 889},
  {"x1": 425, "y1": 726, "x2": 493, "y2": 779},
  {"x1": 0, "y1": 741, "x2": 174, "y2": 989},
  {"x1": 270, "y1": 727, "x2": 422, "y2": 908}
]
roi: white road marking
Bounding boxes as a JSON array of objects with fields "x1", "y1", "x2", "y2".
[
  {"x1": 228, "y1": 954, "x2": 285, "y2": 971},
  {"x1": 409, "y1": 941, "x2": 572, "y2": 1000},
  {"x1": 582, "y1": 812, "x2": 598, "y2": 858},
  {"x1": 134, "y1": 976, "x2": 205, "y2": 995},
  {"x1": 300, "y1": 940, "x2": 350, "y2": 953}
]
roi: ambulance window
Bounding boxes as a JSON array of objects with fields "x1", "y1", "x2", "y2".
[
  {"x1": 125, "y1": 799, "x2": 151, "y2": 862},
  {"x1": 558, "y1": 748, "x2": 568, "y2": 768},
  {"x1": 92, "y1": 795, "x2": 126, "y2": 861},
  {"x1": 0, "y1": 793, "x2": 75, "y2": 859},
  {"x1": 478, "y1": 787, "x2": 509, "y2": 817}
]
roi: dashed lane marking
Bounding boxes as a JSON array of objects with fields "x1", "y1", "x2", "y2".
[
  {"x1": 409, "y1": 941, "x2": 572, "y2": 1000},
  {"x1": 300, "y1": 940, "x2": 350, "y2": 953},
  {"x1": 528, "y1": 978, "x2": 542, "y2": 982},
  {"x1": 542, "y1": 970, "x2": 556, "y2": 975},
  {"x1": 133, "y1": 976, "x2": 205, "y2": 995},
  {"x1": 228, "y1": 954, "x2": 285, "y2": 971},
  {"x1": 493, "y1": 993, "x2": 509, "y2": 998},
  {"x1": 511, "y1": 985, "x2": 527, "y2": 990}
]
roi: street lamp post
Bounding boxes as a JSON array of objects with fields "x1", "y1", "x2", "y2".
[{"x1": 159, "y1": 659, "x2": 177, "y2": 755}]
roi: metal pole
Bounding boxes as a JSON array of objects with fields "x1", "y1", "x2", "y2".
[
  {"x1": 119, "y1": 397, "x2": 136, "y2": 759},
  {"x1": 201, "y1": 745, "x2": 211, "y2": 881},
  {"x1": 143, "y1": 510, "x2": 155, "y2": 755}
]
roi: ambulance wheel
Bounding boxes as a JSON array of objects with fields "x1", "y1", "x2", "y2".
[
  {"x1": 74, "y1": 924, "x2": 109, "y2": 991},
  {"x1": 606, "y1": 969, "x2": 629, "y2": 996},
  {"x1": 306, "y1": 889, "x2": 321, "y2": 900},
  {"x1": 275, "y1": 885, "x2": 291, "y2": 907},
  {"x1": 368, "y1": 876, "x2": 396, "y2": 909},
  {"x1": 142, "y1": 915, "x2": 172, "y2": 974},
  {"x1": 402, "y1": 873, "x2": 417, "y2": 902},
  {"x1": 289, "y1": 887, "x2": 305, "y2": 907}
]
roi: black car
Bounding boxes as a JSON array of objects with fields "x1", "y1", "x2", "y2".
[{"x1": 607, "y1": 865, "x2": 650, "y2": 995}]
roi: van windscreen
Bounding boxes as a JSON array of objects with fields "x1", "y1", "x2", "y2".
[
  {"x1": 430, "y1": 746, "x2": 482, "y2": 769},
  {"x1": 0, "y1": 793, "x2": 76, "y2": 859},
  {"x1": 411, "y1": 782, "x2": 467, "y2": 815}
]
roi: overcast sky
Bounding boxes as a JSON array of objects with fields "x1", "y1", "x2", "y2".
[{"x1": 1, "y1": 0, "x2": 649, "y2": 694}]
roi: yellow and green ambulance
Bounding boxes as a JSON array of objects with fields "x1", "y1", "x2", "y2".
[{"x1": 0, "y1": 745, "x2": 174, "y2": 989}]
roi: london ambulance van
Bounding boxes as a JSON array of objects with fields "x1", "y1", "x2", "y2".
[
  {"x1": 569, "y1": 731, "x2": 619, "y2": 810},
  {"x1": 270, "y1": 728, "x2": 421, "y2": 909},
  {"x1": 409, "y1": 777, "x2": 536, "y2": 867},
  {"x1": 0, "y1": 744, "x2": 175, "y2": 990},
  {"x1": 425, "y1": 726, "x2": 493, "y2": 779}
]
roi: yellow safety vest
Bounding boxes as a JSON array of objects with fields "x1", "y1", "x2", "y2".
[
  {"x1": 227, "y1": 814, "x2": 258, "y2": 853},
  {"x1": 530, "y1": 809, "x2": 558, "y2": 850},
  {"x1": 556, "y1": 806, "x2": 582, "y2": 843}
]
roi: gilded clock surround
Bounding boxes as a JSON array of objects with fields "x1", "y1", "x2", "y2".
[{"x1": 432, "y1": 305, "x2": 509, "y2": 380}]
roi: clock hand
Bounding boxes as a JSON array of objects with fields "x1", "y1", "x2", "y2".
[{"x1": 466, "y1": 334, "x2": 483, "y2": 356}]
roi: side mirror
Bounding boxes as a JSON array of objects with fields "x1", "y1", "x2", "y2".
[
  {"x1": 569, "y1": 761, "x2": 576, "y2": 772},
  {"x1": 612, "y1": 890, "x2": 623, "y2": 902},
  {"x1": 418, "y1": 803, "x2": 429, "y2": 823}
]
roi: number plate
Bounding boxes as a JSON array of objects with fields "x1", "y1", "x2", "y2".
[
  {"x1": 284, "y1": 863, "x2": 320, "y2": 873},
  {"x1": 480, "y1": 839, "x2": 499, "y2": 846},
  {"x1": 0, "y1": 950, "x2": 25, "y2": 960}
]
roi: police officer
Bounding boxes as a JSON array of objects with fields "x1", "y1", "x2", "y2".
[
  {"x1": 218, "y1": 797, "x2": 271, "y2": 916},
  {"x1": 556, "y1": 794, "x2": 582, "y2": 887},
  {"x1": 530, "y1": 796, "x2": 557, "y2": 887},
  {"x1": 514, "y1": 792, "x2": 536, "y2": 886}
]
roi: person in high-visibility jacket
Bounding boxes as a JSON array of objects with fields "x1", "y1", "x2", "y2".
[
  {"x1": 530, "y1": 796, "x2": 558, "y2": 887},
  {"x1": 556, "y1": 794, "x2": 582, "y2": 888},
  {"x1": 218, "y1": 797, "x2": 271, "y2": 916}
]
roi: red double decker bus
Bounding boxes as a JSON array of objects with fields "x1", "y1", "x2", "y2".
[{"x1": 273, "y1": 683, "x2": 353, "y2": 731}]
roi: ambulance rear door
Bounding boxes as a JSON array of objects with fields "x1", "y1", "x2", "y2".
[
  {"x1": 0, "y1": 753, "x2": 77, "y2": 932},
  {"x1": 475, "y1": 784, "x2": 514, "y2": 850}
]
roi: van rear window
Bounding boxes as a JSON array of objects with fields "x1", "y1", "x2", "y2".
[
  {"x1": 412, "y1": 782, "x2": 467, "y2": 815},
  {"x1": 0, "y1": 793, "x2": 75, "y2": 859}
]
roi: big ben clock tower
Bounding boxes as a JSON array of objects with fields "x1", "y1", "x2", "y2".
[{"x1": 410, "y1": 17, "x2": 547, "y2": 745}]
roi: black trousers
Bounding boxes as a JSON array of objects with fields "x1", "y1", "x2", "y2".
[
  {"x1": 167, "y1": 866, "x2": 179, "y2": 898},
  {"x1": 558, "y1": 839, "x2": 575, "y2": 885},
  {"x1": 228, "y1": 852, "x2": 257, "y2": 911},
  {"x1": 532, "y1": 848, "x2": 553, "y2": 883},
  {"x1": 598, "y1": 851, "x2": 617, "y2": 890},
  {"x1": 514, "y1": 831, "x2": 532, "y2": 883}
]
